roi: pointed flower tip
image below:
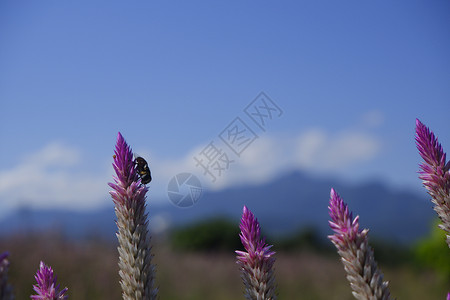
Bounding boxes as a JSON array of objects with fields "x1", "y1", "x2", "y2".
[
  {"x1": 415, "y1": 118, "x2": 421, "y2": 127},
  {"x1": 116, "y1": 132, "x2": 123, "y2": 146},
  {"x1": 415, "y1": 118, "x2": 426, "y2": 136},
  {"x1": 32, "y1": 261, "x2": 68, "y2": 300},
  {"x1": 328, "y1": 189, "x2": 359, "y2": 237},
  {"x1": 241, "y1": 206, "x2": 256, "y2": 223},
  {"x1": 330, "y1": 187, "x2": 336, "y2": 198},
  {"x1": 330, "y1": 187, "x2": 342, "y2": 200},
  {"x1": 236, "y1": 205, "x2": 276, "y2": 299},
  {"x1": 240, "y1": 205, "x2": 254, "y2": 228},
  {"x1": 329, "y1": 188, "x2": 343, "y2": 209},
  {"x1": 116, "y1": 132, "x2": 129, "y2": 151}
]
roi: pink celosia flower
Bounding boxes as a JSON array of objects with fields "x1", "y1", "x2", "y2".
[
  {"x1": 328, "y1": 188, "x2": 392, "y2": 300},
  {"x1": 0, "y1": 252, "x2": 13, "y2": 300},
  {"x1": 236, "y1": 206, "x2": 276, "y2": 300},
  {"x1": 109, "y1": 132, "x2": 157, "y2": 299},
  {"x1": 31, "y1": 261, "x2": 67, "y2": 300},
  {"x1": 415, "y1": 119, "x2": 450, "y2": 247}
]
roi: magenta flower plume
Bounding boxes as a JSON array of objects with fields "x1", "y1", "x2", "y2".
[
  {"x1": 108, "y1": 132, "x2": 157, "y2": 300},
  {"x1": 0, "y1": 252, "x2": 13, "y2": 300},
  {"x1": 415, "y1": 119, "x2": 450, "y2": 247},
  {"x1": 328, "y1": 188, "x2": 392, "y2": 300},
  {"x1": 236, "y1": 206, "x2": 276, "y2": 300},
  {"x1": 31, "y1": 261, "x2": 67, "y2": 300}
]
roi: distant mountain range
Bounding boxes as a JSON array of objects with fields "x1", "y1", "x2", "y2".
[{"x1": 0, "y1": 171, "x2": 435, "y2": 245}]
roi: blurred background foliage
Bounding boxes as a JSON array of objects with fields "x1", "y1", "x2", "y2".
[
  {"x1": 170, "y1": 218, "x2": 241, "y2": 252},
  {"x1": 0, "y1": 217, "x2": 448, "y2": 299},
  {"x1": 413, "y1": 219, "x2": 450, "y2": 280}
]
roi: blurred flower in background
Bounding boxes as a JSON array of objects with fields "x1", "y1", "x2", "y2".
[
  {"x1": 328, "y1": 188, "x2": 392, "y2": 300},
  {"x1": 415, "y1": 119, "x2": 450, "y2": 247},
  {"x1": 31, "y1": 261, "x2": 68, "y2": 300},
  {"x1": 0, "y1": 252, "x2": 13, "y2": 300}
]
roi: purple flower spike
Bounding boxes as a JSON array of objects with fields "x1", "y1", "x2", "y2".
[
  {"x1": 31, "y1": 261, "x2": 67, "y2": 300},
  {"x1": 447, "y1": 292, "x2": 450, "y2": 300},
  {"x1": 108, "y1": 132, "x2": 157, "y2": 299},
  {"x1": 328, "y1": 188, "x2": 392, "y2": 300},
  {"x1": 0, "y1": 252, "x2": 13, "y2": 300},
  {"x1": 415, "y1": 119, "x2": 450, "y2": 247},
  {"x1": 236, "y1": 206, "x2": 276, "y2": 300}
]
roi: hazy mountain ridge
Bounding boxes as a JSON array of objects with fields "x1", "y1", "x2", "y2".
[{"x1": 0, "y1": 171, "x2": 434, "y2": 244}]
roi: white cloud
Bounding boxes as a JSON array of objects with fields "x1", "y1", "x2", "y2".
[
  {"x1": 295, "y1": 129, "x2": 327, "y2": 169},
  {"x1": 295, "y1": 129, "x2": 381, "y2": 171},
  {"x1": 0, "y1": 143, "x2": 110, "y2": 217},
  {"x1": 151, "y1": 127, "x2": 382, "y2": 192},
  {"x1": 202, "y1": 136, "x2": 292, "y2": 190},
  {"x1": 0, "y1": 127, "x2": 382, "y2": 217}
]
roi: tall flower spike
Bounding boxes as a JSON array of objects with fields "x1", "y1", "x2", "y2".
[
  {"x1": 108, "y1": 132, "x2": 157, "y2": 300},
  {"x1": 0, "y1": 252, "x2": 14, "y2": 300},
  {"x1": 31, "y1": 261, "x2": 67, "y2": 300},
  {"x1": 328, "y1": 188, "x2": 392, "y2": 300},
  {"x1": 235, "y1": 206, "x2": 276, "y2": 300},
  {"x1": 415, "y1": 119, "x2": 450, "y2": 247}
]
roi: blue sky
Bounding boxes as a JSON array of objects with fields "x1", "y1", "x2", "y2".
[{"x1": 0, "y1": 1, "x2": 449, "y2": 217}]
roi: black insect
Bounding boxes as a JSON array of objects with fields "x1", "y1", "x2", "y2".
[{"x1": 135, "y1": 156, "x2": 152, "y2": 184}]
